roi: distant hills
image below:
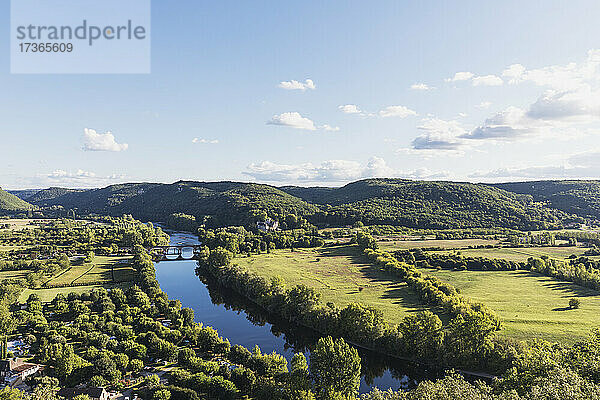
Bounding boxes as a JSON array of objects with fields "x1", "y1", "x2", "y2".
[
  {"x1": 0, "y1": 187, "x2": 33, "y2": 214},
  {"x1": 16, "y1": 181, "x2": 317, "y2": 227},
  {"x1": 492, "y1": 180, "x2": 600, "y2": 220},
  {"x1": 11, "y1": 178, "x2": 600, "y2": 230}
]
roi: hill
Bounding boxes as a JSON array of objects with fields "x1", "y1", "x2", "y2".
[
  {"x1": 0, "y1": 188, "x2": 34, "y2": 214},
  {"x1": 27, "y1": 181, "x2": 318, "y2": 227},
  {"x1": 282, "y1": 179, "x2": 571, "y2": 230},
  {"x1": 24, "y1": 179, "x2": 580, "y2": 230},
  {"x1": 492, "y1": 180, "x2": 600, "y2": 220}
]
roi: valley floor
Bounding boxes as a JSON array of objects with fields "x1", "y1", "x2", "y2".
[
  {"x1": 235, "y1": 245, "x2": 441, "y2": 325},
  {"x1": 237, "y1": 243, "x2": 600, "y2": 344}
]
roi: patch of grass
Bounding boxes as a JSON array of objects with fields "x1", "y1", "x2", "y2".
[
  {"x1": 434, "y1": 246, "x2": 588, "y2": 262},
  {"x1": 46, "y1": 256, "x2": 134, "y2": 286},
  {"x1": 0, "y1": 270, "x2": 28, "y2": 280},
  {"x1": 235, "y1": 245, "x2": 441, "y2": 325},
  {"x1": 419, "y1": 268, "x2": 600, "y2": 343},
  {"x1": 19, "y1": 282, "x2": 133, "y2": 303},
  {"x1": 377, "y1": 238, "x2": 502, "y2": 251}
]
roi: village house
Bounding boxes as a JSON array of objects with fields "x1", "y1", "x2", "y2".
[
  {"x1": 256, "y1": 218, "x2": 279, "y2": 232},
  {"x1": 0, "y1": 358, "x2": 42, "y2": 386}
]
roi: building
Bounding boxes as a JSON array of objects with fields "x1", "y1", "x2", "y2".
[
  {"x1": 0, "y1": 358, "x2": 42, "y2": 386},
  {"x1": 257, "y1": 219, "x2": 279, "y2": 232},
  {"x1": 57, "y1": 387, "x2": 109, "y2": 400}
]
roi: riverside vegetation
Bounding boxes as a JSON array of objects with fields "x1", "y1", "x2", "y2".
[{"x1": 4, "y1": 179, "x2": 600, "y2": 399}]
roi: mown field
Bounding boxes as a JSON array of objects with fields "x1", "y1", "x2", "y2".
[
  {"x1": 377, "y1": 238, "x2": 502, "y2": 251},
  {"x1": 19, "y1": 283, "x2": 132, "y2": 303},
  {"x1": 435, "y1": 246, "x2": 590, "y2": 262},
  {"x1": 45, "y1": 255, "x2": 134, "y2": 286},
  {"x1": 236, "y1": 243, "x2": 600, "y2": 344},
  {"x1": 420, "y1": 268, "x2": 600, "y2": 343},
  {"x1": 235, "y1": 245, "x2": 440, "y2": 325}
]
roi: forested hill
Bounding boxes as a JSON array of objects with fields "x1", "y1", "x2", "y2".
[
  {"x1": 18, "y1": 178, "x2": 582, "y2": 229},
  {"x1": 492, "y1": 180, "x2": 600, "y2": 219},
  {"x1": 0, "y1": 187, "x2": 33, "y2": 213},
  {"x1": 23, "y1": 181, "x2": 318, "y2": 227},
  {"x1": 281, "y1": 179, "x2": 571, "y2": 230}
]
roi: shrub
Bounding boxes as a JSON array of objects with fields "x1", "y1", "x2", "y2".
[{"x1": 570, "y1": 298, "x2": 581, "y2": 309}]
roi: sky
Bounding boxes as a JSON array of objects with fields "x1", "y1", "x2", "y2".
[{"x1": 2, "y1": 0, "x2": 600, "y2": 189}]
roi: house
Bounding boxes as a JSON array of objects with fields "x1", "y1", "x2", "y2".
[
  {"x1": 257, "y1": 219, "x2": 279, "y2": 232},
  {"x1": 57, "y1": 387, "x2": 109, "y2": 400},
  {"x1": 0, "y1": 358, "x2": 42, "y2": 385}
]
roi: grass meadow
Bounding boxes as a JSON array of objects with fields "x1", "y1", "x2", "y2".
[{"x1": 236, "y1": 245, "x2": 439, "y2": 325}]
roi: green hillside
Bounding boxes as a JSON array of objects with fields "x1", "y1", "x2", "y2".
[
  {"x1": 24, "y1": 179, "x2": 581, "y2": 230},
  {"x1": 283, "y1": 179, "x2": 572, "y2": 230},
  {"x1": 0, "y1": 187, "x2": 34, "y2": 213},
  {"x1": 27, "y1": 181, "x2": 318, "y2": 227},
  {"x1": 492, "y1": 180, "x2": 600, "y2": 220}
]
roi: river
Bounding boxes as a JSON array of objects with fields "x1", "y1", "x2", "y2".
[{"x1": 154, "y1": 231, "x2": 439, "y2": 393}]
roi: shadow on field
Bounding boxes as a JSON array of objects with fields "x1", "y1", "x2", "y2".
[
  {"x1": 552, "y1": 306, "x2": 573, "y2": 311},
  {"x1": 319, "y1": 245, "x2": 365, "y2": 264},
  {"x1": 539, "y1": 279, "x2": 596, "y2": 298}
]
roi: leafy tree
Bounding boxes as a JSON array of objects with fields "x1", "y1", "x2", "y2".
[{"x1": 310, "y1": 337, "x2": 361, "y2": 397}]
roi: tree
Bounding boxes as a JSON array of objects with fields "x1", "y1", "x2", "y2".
[
  {"x1": 398, "y1": 311, "x2": 443, "y2": 359},
  {"x1": 153, "y1": 389, "x2": 171, "y2": 400},
  {"x1": 570, "y1": 298, "x2": 581, "y2": 309},
  {"x1": 309, "y1": 337, "x2": 361, "y2": 397},
  {"x1": 289, "y1": 353, "x2": 311, "y2": 393}
]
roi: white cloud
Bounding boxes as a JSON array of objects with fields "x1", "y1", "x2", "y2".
[
  {"x1": 267, "y1": 112, "x2": 316, "y2": 131},
  {"x1": 410, "y1": 83, "x2": 434, "y2": 91},
  {"x1": 411, "y1": 118, "x2": 467, "y2": 151},
  {"x1": 468, "y1": 150, "x2": 600, "y2": 181},
  {"x1": 501, "y1": 49, "x2": 600, "y2": 90},
  {"x1": 446, "y1": 71, "x2": 474, "y2": 82},
  {"x1": 278, "y1": 79, "x2": 316, "y2": 91},
  {"x1": 463, "y1": 107, "x2": 536, "y2": 141},
  {"x1": 82, "y1": 128, "x2": 128, "y2": 152},
  {"x1": 472, "y1": 75, "x2": 503, "y2": 86},
  {"x1": 476, "y1": 101, "x2": 492, "y2": 109},
  {"x1": 339, "y1": 104, "x2": 417, "y2": 119},
  {"x1": 192, "y1": 138, "x2": 219, "y2": 144},
  {"x1": 20, "y1": 169, "x2": 127, "y2": 188},
  {"x1": 338, "y1": 104, "x2": 362, "y2": 114},
  {"x1": 502, "y1": 64, "x2": 526, "y2": 84},
  {"x1": 526, "y1": 85, "x2": 600, "y2": 122},
  {"x1": 321, "y1": 124, "x2": 340, "y2": 132},
  {"x1": 244, "y1": 156, "x2": 449, "y2": 184},
  {"x1": 378, "y1": 105, "x2": 418, "y2": 118}
]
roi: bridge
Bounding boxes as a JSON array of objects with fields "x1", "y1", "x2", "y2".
[{"x1": 150, "y1": 245, "x2": 204, "y2": 261}]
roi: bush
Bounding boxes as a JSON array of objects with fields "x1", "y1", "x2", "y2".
[{"x1": 570, "y1": 298, "x2": 581, "y2": 309}]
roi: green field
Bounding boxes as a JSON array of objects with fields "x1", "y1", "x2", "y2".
[
  {"x1": 19, "y1": 282, "x2": 132, "y2": 303},
  {"x1": 0, "y1": 270, "x2": 28, "y2": 280},
  {"x1": 434, "y1": 246, "x2": 590, "y2": 262},
  {"x1": 420, "y1": 268, "x2": 600, "y2": 343},
  {"x1": 235, "y1": 245, "x2": 439, "y2": 325},
  {"x1": 46, "y1": 256, "x2": 134, "y2": 286},
  {"x1": 235, "y1": 244, "x2": 600, "y2": 344},
  {"x1": 377, "y1": 238, "x2": 502, "y2": 251}
]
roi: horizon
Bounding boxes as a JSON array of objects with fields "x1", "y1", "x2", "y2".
[
  {"x1": 4, "y1": 176, "x2": 597, "y2": 192},
  {"x1": 3, "y1": 1, "x2": 600, "y2": 189}
]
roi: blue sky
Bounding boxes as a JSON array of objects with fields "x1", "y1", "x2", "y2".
[{"x1": 2, "y1": 0, "x2": 600, "y2": 189}]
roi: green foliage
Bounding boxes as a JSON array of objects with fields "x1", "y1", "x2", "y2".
[
  {"x1": 570, "y1": 298, "x2": 581, "y2": 309},
  {"x1": 309, "y1": 336, "x2": 361, "y2": 397},
  {"x1": 0, "y1": 188, "x2": 34, "y2": 214}
]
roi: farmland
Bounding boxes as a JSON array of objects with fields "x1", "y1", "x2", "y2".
[
  {"x1": 235, "y1": 245, "x2": 440, "y2": 324},
  {"x1": 419, "y1": 268, "x2": 600, "y2": 343}
]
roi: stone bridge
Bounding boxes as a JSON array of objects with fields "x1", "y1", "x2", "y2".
[{"x1": 150, "y1": 245, "x2": 204, "y2": 261}]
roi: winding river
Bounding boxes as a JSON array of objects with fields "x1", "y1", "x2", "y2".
[{"x1": 154, "y1": 231, "x2": 439, "y2": 393}]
